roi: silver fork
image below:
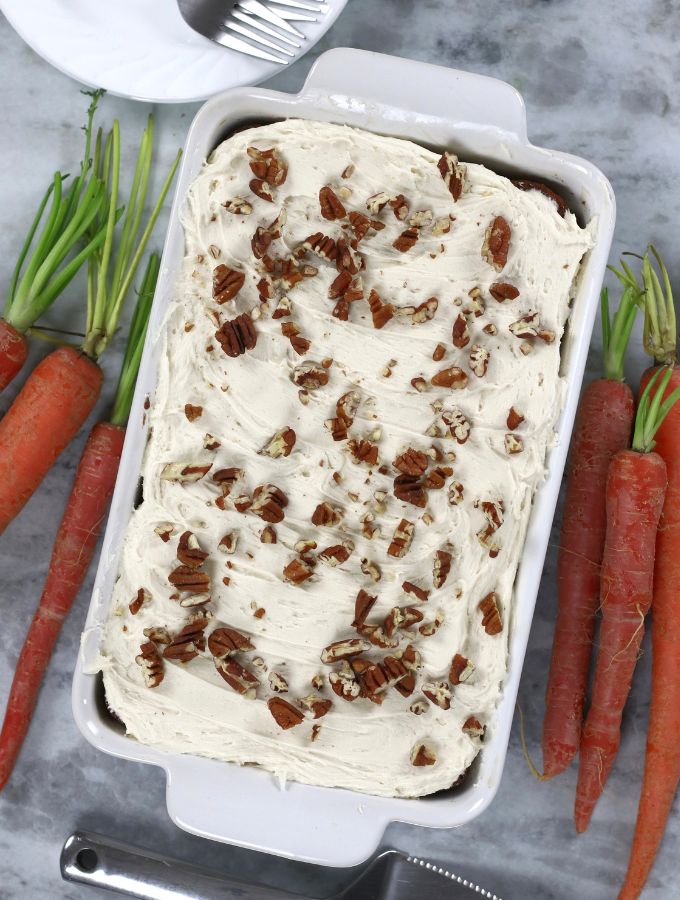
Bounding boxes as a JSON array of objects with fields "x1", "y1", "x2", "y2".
[{"x1": 176, "y1": 0, "x2": 329, "y2": 65}]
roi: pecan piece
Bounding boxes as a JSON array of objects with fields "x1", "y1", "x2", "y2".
[
  {"x1": 433, "y1": 549, "x2": 452, "y2": 589},
  {"x1": 223, "y1": 196, "x2": 253, "y2": 215},
  {"x1": 423, "y1": 466, "x2": 453, "y2": 490},
  {"x1": 177, "y1": 531, "x2": 209, "y2": 569},
  {"x1": 328, "y1": 269, "x2": 352, "y2": 300},
  {"x1": 462, "y1": 715, "x2": 486, "y2": 738},
  {"x1": 449, "y1": 653, "x2": 475, "y2": 685},
  {"x1": 442, "y1": 407, "x2": 471, "y2": 444},
  {"x1": 449, "y1": 314, "x2": 470, "y2": 351},
  {"x1": 247, "y1": 146, "x2": 287, "y2": 186},
  {"x1": 423, "y1": 680, "x2": 452, "y2": 710},
  {"x1": 367, "y1": 288, "x2": 394, "y2": 329},
  {"x1": 437, "y1": 151, "x2": 466, "y2": 201},
  {"x1": 410, "y1": 698, "x2": 429, "y2": 715},
  {"x1": 260, "y1": 525, "x2": 277, "y2": 544},
  {"x1": 250, "y1": 178, "x2": 274, "y2": 202},
  {"x1": 163, "y1": 614, "x2": 209, "y2": 663},
  {"x1": 212, "y1": 466, "x2": 244, "y2": 496},
  {"x1": 431, "y1": 367, "x2": 468, "y2": 389},
  {"x1": 410, "y1": 742, "x2": 437, "y2": 766},
  {"x1": 347, "y1": 210, "x2": 375, "y2": 241},
  {"x1": 143, "y1": 626, "x2": 171, "y2": 645},
  {"x1": 419, "y1": 608, "x2": 445, "y2": 637},
  {"x1": 217, "y1": 531, "x2": 238, "y2": 554},
  {"x1": 208, "y1": 626, "x2": 254, "y2": 659},
  {"x1": 348, "y1": 438, "x2": 379, "y2": 466},
  {"x1": 393, "y1": 227, "x2": 418, "y2": 253},
  {"x1": 389, "y1": 194, "x2": 409, "y2": 220},
  {"x1": 393, "y1": 474, "x2": 427, "y2": 508},
  {"x1": 394, "y1": 447, "x2": 429, "y2": 477},
  {"x1": 215, "y1": 312, "x2": 257, "y2": 358},
  {"x1": 402, "y1": 581, "x2": 430, "y2": 603},
  {"x1": 260, "y1": 426, "x2": 296, "y2": 458},
  {"x1": 387, "y1": 519, "x2": 415, "y2": 559},
  {"x1": 411, "y1": 376, "x2": 428, "y2": 393},
  {"x1": 352, "y1": 589, "x2": 377, "y2": 629},
  {"x1": 507, "y1": 407, "x2": 525, "y2": 430},
  {"x1": 463, "y1": 287, "x2": 485, "y2": 318},
  {"x1": 268, "y1": 671, "x2": 289, "y2": 693},
  {"x1": 298, "y1": 695, "x2": 333, "y2": 719},
  {"x1": 291, "y1": 361, "x2": 329, "y2": 390},
  {"x1": 136, "y1": 641, "x2": 164, "y2": 688},
  {"x1": 154, "y1": 523, "x2": 176, "y2": 543},
  {"x1": 336, "y1": 389, "x2": 360, "y2": 426},
  {"x1": 212, "y1": 264, "x2": 245, "y2": 304},
  {"x1": 394, "y1": 671, "x2": 416, "y2": 698},
  {"x1": 321, "y1": 638, "x2": 371, "y2": 664},
  {"x1": 512, "y1": 179, "x2": 567, "y2": 217},
  {"x1": 301, "y1": 232, "x2": 337, "y2": 261},
  {"x1": 433, "y1": 343, "x2": 446, "y2": 362},
  {"x1": 161, "y1": 462, "x2": 211, "y2": 483},
  {"x1": 184, "y1": 404, "x2": 202, "y2": 424},
  {"x1": 129, "y1": 587, "x2": 150, "y2": 616},
  {"x1": 489, "y1": 282, "x2": 519, "y2": 302},
  {"x1": 335, "y1": 237, "x2": 362, "y2": 275},
  {"x1": 283, "y1": 557, "x2": 314, "y2": 584},
  {"x1": 312, "y1": 502, "x2": 343, "y2": 527},
  {"x1": 329, "y1": 661, "x2": 361, "y2": 701},
  {"x1": 215, "y1": 658, "x2": 258, "y2": 697},
  {"x1": 411, "y1": 297, "x2": 438, "y2": 324},
  {"x1": 168, "y1": 565, "x2": 210, "y2": 594},
  {"x1": 319, "y1": 185, "x2": 346, "y2": 220},
  {"x1": 360, "y1": 558, "x2": 381, "y2": 583},
  {"x1": 505, "y1": 433, "x2": 524, "y2": 454},
  {"x1": 482, "y1": 215, "x2": 511, "y2": 271},
  {"x1": 366, "y1": 191, "x2": 390, "y2": 214},
  {"x1": 469, "y1": 344, "x2": 490, "y2": 378},
  {"x1": 271, "y1": 295, "x2": 292, "y2": 319},
  {"x1": 318, "y1": 540, "x2": 354, "y2": 567},
  {"x1": 479, "y1": 592, "x2": 503, "y2": 635},
  {"x1": 252, "y1": 483, "x2": 288, "y2": 523}
]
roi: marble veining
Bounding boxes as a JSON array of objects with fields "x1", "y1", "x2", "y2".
[{"x1": 1, "y1": 1, "x2": 680, "y2": 897}]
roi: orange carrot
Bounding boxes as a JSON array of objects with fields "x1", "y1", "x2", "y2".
[
  {"x1": 0, "y1": 347, "x2": 102, "y2": 534},
  {"x1": 543, "y1": 282, "x2": 639, "y2": 777},
  {"x1": 0, "y1": 319, "x2": 28, "y2": 391},
  {"x1": 0, "y1": 422, "x2": 124, "y2": 789},
  {"x1": 618, "y1": 249, "x2": 680, "y2": 898},
  {"x1": 575, "y1": 366, "x2": 680, "y2": 833}
]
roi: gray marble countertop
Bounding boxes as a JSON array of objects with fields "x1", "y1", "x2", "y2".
[{"x1": 1, "y1": 2, "x2": 679, "y2": 898}]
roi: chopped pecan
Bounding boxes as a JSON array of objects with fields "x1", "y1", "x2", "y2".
[
  {"x1": 252, "y1": 226, "x2": 273, "y2": 259},
  {"x1": 360, "y1": 558, "x2": 381, "y2": 583},
  {"x1": 347, "y1": 210, "x2": 373, "y2": 241},
  {"x1": 432, "y1": 216, "x2": 452, "y2": 236},
  {"x1": 334, "y1": 390, "x2": 359, "y2": 429},
  {"x1": 203, "y1": 433, "x2": 220, "y2": 451},
  {"x1": 449, "y1": 654, "x2": 475, "y2": 685},
  {"x1": 325, "y1": 416, "x2": 347, "y2": 441},
  {"x1": 442, "y1": 407, "x2": 471, "y2": 444},
  {"x1": 394, "y1": 671, "x2": 416, "y2": 697},
  {"x1": 411, "y1": 376, "x2": 428, "y2": 393},
  {"x1": 410, "y1": 742, "x2": 437, "y2": 766},
  {"x1": 183, "y1": 403, "x2": 203, "y2": 423},
  {"x1": 437, "y1": 151, "x2": 466, "y2": 201},
  {"x1": 328, "y1": 270, "x2": 352, "y2": 300},
  {"x1": 509, "y1": 313, "x2": 555, "y2": 343},
  {"x1": 393, "y1": 474, "x2": 427, "y2": 508},
  {"x1": 393, "y1": 227, "x2": 418, "y2": 253},
  {"x1": 505, "y1": 433, "x2": 524, "y2": 454},
  {"x1": 335, "y1": 237, "x2": 362, "y2": 275},
  {"x1": 402, "y1": 581, "x2": 430, "y2": 603},
  {"x1": 291, "y1": 361, "x2": 329, "y2": 390},
  {"x1": 423, "y1": 680, "x2": 452, "y2": 710},
  {"x1": 312, "y1": 501, "x2": 343, "y2": 527},
  {"x1": 366, "y1": 191, "x2": 390, "y2": 214},
  {"x1": 177, "y1": 531, "x2": 209, "y2": 568},
  {"x1": 163, "y1": 615, "x2": 209, "y2": 662},
  {"x1": 268, "y1": 671, "x2": 289, "y2": 693},
  {"x1": 348, "y1": 438, "x2": 379, "y2": 466},
  {"x1": 233, "y1": 495, "x2": 253, "y2": 513},
  {"x1": 215, "y1": 658, "x2": 259, "y2": 697},
  {"x1": 168, "y1": 565, "x2": 210, "y2": 594},
  {"x1": 319, "y1": 185, "x2": 346, "y2": 220},
  {"x1": 431, "y1": 367, "x2": 468, "y2": 389},
  {"x1": 482, "y1": 215, "x2": 511, "y2": 271},
  {"x1": 252, "y1": 483, "x2": 288, "y2": 523},
  {"x1": 394, "y1": 447, "x2": 429, "y2": 477},
  {"x1": 389, "y1": 194, "x2": 409, "y2": 220},
  {"x1": 250, "y1": 178, "x2": 274, "y2": 202},
  {"x1": 272, "y1": 295, "x2": 292, "y2": 319},
  {"x1": 247, "y1": 146, "x2": 287, "y2": 186},
  {"x1": 433, "y1": 343, "x2": 446, "y2": 362},
  {"x1": 212, "y1": 264, "x2": 245, "y2": 304},
  {"x1": 352, "y1": 589, "x2": 377, "y2": 628},
  {"x1": 361, "y1": 511, "x2": 379, "y2": 540},
  {"x1": 136, "y1": 641, "x2": 164, "y2": 687},
  {"x1": 384, "y1": 605, "x2": 424, "y2": 637},
  {"x1": 329, "y1": 661, "x2": 361, "y2": 701},
  {"x1": 410, "y1": 698, "x2": 429, "y2": 715},
  {"x1": 469, "y1": 344, "x2": 490, "y2": 377},
  {"x1": 409, "y1": 209, "x2": 433, "y2": 228},
  {"x1": 154, "y1": 523, "x2": 176, "y2": 542},
  {"x1": 419, "y1": 608, "x2": 445, "y2": 636},
  {"x1": 218, "y1": 532, "x2": 238, "y2": 554},
  {"x1": 215, "y1": 312, "x2": 257, "y2": 358},
  {"x1": 512, "y1": 178, "x2": 567, "y2": 217},
  {"x1": 260, "y1": 525, "x2": 277, "y2": 544},
  {"x1": 212, "y1": 466, "x2": 244, "y2": 496},
  {"x1": 367, "y1": 288, "x2": 394, "y2": 329},
  {"x1": 479, "y1": 592, "x2": 503, "y2": 635},
  {"x1": 507, "y1": 407, "x2": 525, "y2": 430},
  {"x1": 260, "y1": 426, "x2": 296, "y2": 458},
  {"x1": 223, "y1": 196, "x2": 253, "y2": 215},
  {"x1": 387, "y1": 520, "x2": 415, "y2": 559},
  {"x1": 301, "y1": 232, "x2": 337, "y2": 261},
  {"x1": 318, "y1": 540, "x2": 354, "y2": 567},
  {"x1": 489, "y1": 282, "x2": 519, "y2": 302},
  {"x1": 463, "y1": 287, "x2": 485, "y2": 318},
  {"x1": 411, "y1": 297, "x2": 438, "y2": 324},
  {"x1": 321, "y1": 638, "x2": 371, "y2": 664},
  {"x1": 423, "y1": 466, "x2": 452, "y2": 489},
  {"x1": 433, "y1": 549, "x2": 452, "y2": 589},
  {"x1": 283, "y1": 557, "x2": 314, "y2": 584},
  {"x1": 143, "y1": 626, "x2": 171, "y2": 645},
  {"x1": 462, "y1": 715, "x2": 486, "y2": 738},
  {"x1": 161, "y1": 462, "x2": 212, "y2": 483},
  {"x1": 358, "y1": 624, "x2": 400, "y2": 650},
  {"x1": 299, "y1": 695, "x2": 333, "y2": 719},
  {"x1": 129, "y1": 587, "x2": 150, "y2": 616}
]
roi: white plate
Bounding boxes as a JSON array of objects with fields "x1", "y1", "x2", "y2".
[{"x1": 0, "y1": 0, "x2": 348, "y2": 103}]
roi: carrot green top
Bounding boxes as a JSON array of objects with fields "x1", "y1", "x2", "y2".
[
  {"x1": 600, "y1": 276, "x2": 642, "y2": 382},
  {"x1": 632, "y1": 365, "x2": 680, "y2": 453}
]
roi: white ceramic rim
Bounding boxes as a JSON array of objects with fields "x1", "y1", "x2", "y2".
[{"x1": 73, "y1": 48, "x2": 615, "y2": 867}]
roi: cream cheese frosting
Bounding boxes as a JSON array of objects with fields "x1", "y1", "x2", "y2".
[{"x1": 99, "y1": 119, "x2": 594, "y2": 798}]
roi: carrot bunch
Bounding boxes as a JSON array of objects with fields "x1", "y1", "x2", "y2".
[
  {"x1": 0, "y1": 253, "x2": 159, "y2": 790},
  {"x1": 0, "y1": 113, "x2": 180, "y2": 535}
]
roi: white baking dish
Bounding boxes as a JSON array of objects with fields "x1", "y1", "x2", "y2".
[{"x1": 73, "y1": 48, "x2": 615, "y2": 867}]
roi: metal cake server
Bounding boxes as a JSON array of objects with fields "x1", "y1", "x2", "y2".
[{"x1": 61, "y1": 831, "x2": 503, "y2": 899}]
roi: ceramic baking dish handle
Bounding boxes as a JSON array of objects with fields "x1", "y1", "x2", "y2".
[
  {"x1": 165, "y1": 755, "x2": 389, "y2": 867},
  {"x1": 300, "y1": 48, "x2": 528, "y2": 141}
]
